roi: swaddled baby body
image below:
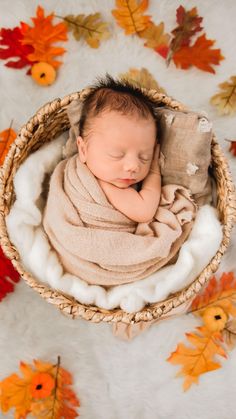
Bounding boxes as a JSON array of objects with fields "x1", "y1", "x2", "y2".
[
  {"x1": 76, "y1": 94, "x2": 161, "y2": 223},
  {"x1": 42, "y1": 75, "x2": 197, "y2": 286}
]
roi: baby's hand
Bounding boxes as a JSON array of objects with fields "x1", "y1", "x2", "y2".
[{"x1": 150, "y1": 143, "x2": 161, "y2": 175}]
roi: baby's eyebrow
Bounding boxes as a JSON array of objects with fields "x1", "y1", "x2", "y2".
[
  {"x1": 109, "y1": 146, "x2": 153, "y2": 152},
  {"x1": 139, "y1": 148, "x2": 154, "y2": 154}
]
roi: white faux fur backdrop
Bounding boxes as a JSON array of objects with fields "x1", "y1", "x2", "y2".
[{"x1": 0, "y1": 1, "x2": 236, "y2": 418}]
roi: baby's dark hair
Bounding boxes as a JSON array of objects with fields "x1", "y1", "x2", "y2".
[{"x1": 79, "y1": 73, "x2": 159, "y2": 139}]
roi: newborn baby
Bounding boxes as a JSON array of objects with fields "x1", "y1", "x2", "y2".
[
  {"x1": 43, "y1": 75, "x2": 197, "y2": 287},
  {"x1": 75, "y1": 79, "x2": 161, "y2": 223}
]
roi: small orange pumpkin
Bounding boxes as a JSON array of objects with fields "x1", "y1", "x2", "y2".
[
  {"x1": 31, "y1": 62, "x2": 56, "y2": 86},
  {"x1": 30, "y1": 372, "x2": 55, "y2": 398},
  {"x1": 202, "y1": 306, "x2": 228, "y2": 332}
]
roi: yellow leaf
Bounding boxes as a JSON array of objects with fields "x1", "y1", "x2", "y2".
[
  {"x1": 119, "y1": 67, "x2": 166, "y2": 93},
  {"x1": 64, "y1": 13, "x2": 111, "y2": 48},
  {"x1": 139, "y1": 22, "x2": 170, "y2": 50},
  {"x1": 210, "y1": 75, "x2": 236, "y2": 115},
  {"x1": 112, "y1": 0, "x2": 151, "y2": 35},
  {"x1": 167, "y1": 326, "x2": 227, "y2": 391}
]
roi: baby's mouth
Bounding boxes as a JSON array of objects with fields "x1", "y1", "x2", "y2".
[{"x1": 118, "y1": 178, "x2": 136, "y2": 183}]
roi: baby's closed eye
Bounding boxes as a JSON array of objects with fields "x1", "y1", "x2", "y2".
[
  {"x1": 108, "y1": 153, "x2": 124, "y2": 159},
  {"x1": 108, "y1": 153, "x2": 152, "y2": 163}
]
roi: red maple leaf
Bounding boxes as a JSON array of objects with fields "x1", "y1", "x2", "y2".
[
  {"x1": 229, "y1": 141, "x2": 236, "y2": 156},
  {"x1": 0, "y1": 246, "x2": 20, "y2": 302},
  {"x1": 0, "y1": 26, "x2": 34, "y2": 72},
  {"x1": 173, "y1": 34, "x2": 224, "y2": 73}
]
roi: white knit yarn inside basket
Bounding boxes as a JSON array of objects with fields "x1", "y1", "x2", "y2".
[{"x1": 6, "y1": 134, "x2": 223, "y2": 313}]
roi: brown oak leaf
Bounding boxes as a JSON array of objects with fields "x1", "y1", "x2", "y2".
[{"x1": 63, "y1": 13, "x2": 110, "y2": 48}]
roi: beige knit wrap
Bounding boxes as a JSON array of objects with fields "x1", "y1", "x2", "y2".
[{"x1": 42, "y1": 154, "x2": 197, "y2": 287}]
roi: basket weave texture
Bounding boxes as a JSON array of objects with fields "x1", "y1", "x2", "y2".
[{"x1": 0, "y1": 88, "x2": 236, "y2": 325}]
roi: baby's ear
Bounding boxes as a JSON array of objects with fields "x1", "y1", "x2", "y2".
[{"x1": 77, "y1": 136, "x2": 87, "y2": 163}]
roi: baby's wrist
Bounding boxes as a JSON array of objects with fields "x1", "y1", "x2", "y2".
[{"x1": 149, "y1": 168, "x2": 161, "y2": 176}]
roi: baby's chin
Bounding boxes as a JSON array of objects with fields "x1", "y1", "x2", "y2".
[{"x1": 110, "y1": 179, "x2": 140, "y2": 188}]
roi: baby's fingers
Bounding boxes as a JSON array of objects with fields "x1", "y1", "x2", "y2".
[
  {"x1": 153, "y1": 143, "x2": 160, "y2": 159},
  {"x1": 156, "y1": 143, "x2": 160, "y2": 153}
]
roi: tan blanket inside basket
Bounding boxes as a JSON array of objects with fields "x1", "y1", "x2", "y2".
[{"x1": 42, "y1": 154, "x2": 197, "y2": 287}]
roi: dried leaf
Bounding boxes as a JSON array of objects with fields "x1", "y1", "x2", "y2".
[
  {"x1": 0, "y1": 357, "x2": 80, "y2": 418},
  {"x1": 210, "y1": 76, "x2": 236, "y2": 115},
  {"x1": 167, "y1": 326, "x2": 227, "y2": 391},
  {"x1": 173, "y1": 34, "x2": 224, "y2": 74},
  {"x1": 189, "y1": 272, "x2": 236, "y2": 318},
  {"x1": 229, "y1": 140, "x2": 236, "y2": 156},
  {"x1": 0, "y1": 125, "x2": 17, "y2": 166},
  {"x1": 0, "y1": 27, "x2": 34, "y2": 71},
  {"x1": 139, "y1": 22, "x2": 170, "y2": 58},
  {"x1": 167, "y1": 5, "x2": 203, "y2": 64},
  {"x1": 119, "y1": 67, "x2": 166, "y2": 93},
  {"x1": 63, "y1": 13, "x2": 110, "y2": 48},
  {"x1": 20, "y1": 5, "x2": 68, "y2": 69},
  {"x1": 112, "y1": 0, "x2": 151, "y2": 35}
]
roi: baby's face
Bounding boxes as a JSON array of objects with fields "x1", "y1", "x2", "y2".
[{"x1": 77, "y1": 111, "x2": 156, "y2": 188}]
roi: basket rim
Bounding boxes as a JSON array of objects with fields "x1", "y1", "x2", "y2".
[{"x1": 0, "y1": 89, "x2": 236, "y2": 324}]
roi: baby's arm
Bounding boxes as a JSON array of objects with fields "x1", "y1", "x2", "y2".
[{"x1": 98, "y1": 145, "x2": 161, "y2": 223}]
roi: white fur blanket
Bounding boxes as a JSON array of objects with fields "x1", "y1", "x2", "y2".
[
  {"x1": 6, "y1": 134, "x2": 223, "y2": 313},
  {"x1": 2, "y1": 1, "x2": 236, "y2": 417}
]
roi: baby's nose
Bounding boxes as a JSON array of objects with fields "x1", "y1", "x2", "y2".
[{"x1": 123, "y1": 157, "x2": 140, "y2": 172}]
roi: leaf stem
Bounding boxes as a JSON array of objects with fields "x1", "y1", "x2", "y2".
[
  {"x1": 55, "y1": 14, "x2": 101, "y2": 34},
  {"x1": 224, "y1": 84, "x2": 236, "y2": 108},
  {"x1": 51, "y1": 355, "x2": 61, "y2": 419}
]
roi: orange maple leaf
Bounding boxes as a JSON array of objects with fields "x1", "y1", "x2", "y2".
[
  {"x1": 167, "y1": 326, "x2": 227, "y2": 391},
  {"x1": 0, "y1": 357, "x2": 80, "y2": 418},
  {"x1": 20, "y1": 5, "x2": 68, "y2": 69},
  {"x1": 173, "y1": 34, "x2": 224, "y2": 73},
  {"x1": 190, "y1": 272, "x2": 236, "y2": 318},
  {"x1": 112, "y1": 0, "x2": 151, "y2": 35},
  {"x1": 0, "y1": 363, "x2": 36, "y2": 418},
  {"x1": 31, "y1": 358, "x2": 79, "y2": 418},
  {"x1": 0, "y1": 125, "x2": 17, "y2": 166}
]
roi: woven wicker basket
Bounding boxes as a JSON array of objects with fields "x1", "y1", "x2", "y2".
[{"x1": 0, "y1": 88, "x2": 236, "y2": 325}]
